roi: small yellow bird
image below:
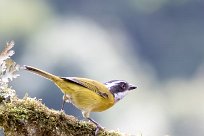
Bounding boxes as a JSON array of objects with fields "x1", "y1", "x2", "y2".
[{"x1": 24, "y1": 65, "x2": 136, "y2": 135}]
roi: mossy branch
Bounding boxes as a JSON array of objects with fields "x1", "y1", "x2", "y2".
[{"x1": 0, "y1": 89, "x2": 122, "y2": 136}]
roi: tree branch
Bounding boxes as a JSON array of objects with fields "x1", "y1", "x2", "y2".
[
  {"x1": 0, "y1": 89, "x2": 123, "y2": 136},
  {"x1": 0, "y1": 88, "x2": 125, "y2": 136}
]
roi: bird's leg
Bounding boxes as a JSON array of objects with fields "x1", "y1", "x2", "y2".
[
  {"x1": 61, "y1": 98, "x2": 65, "y2": 111},
  {"x1": 82, "y1": 111, "x2": 103, "y2": 136},
  {"x1": 61, "y1": 94, "x2": 70, "y2": 111},
  {"x1": 87, "y1": 117, "x2": 103, "y2": 136}
]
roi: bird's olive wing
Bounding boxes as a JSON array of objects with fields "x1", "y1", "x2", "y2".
[{"x1": 61, "y1": 77, "x2": 109, "y2": 99}]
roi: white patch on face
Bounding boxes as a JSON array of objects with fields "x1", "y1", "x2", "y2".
[
  {"x1": 105, "y1": 80, "x2": 124, "y2": 89},
  {"x1": 114, "y1": 91, "x2": 129, "y2": 102}
]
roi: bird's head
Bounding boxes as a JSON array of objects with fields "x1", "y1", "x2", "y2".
[{"x1": 104, "y1": 80, "x2": 137, "y2": 102}]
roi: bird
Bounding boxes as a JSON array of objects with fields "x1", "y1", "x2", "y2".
[{"x1": 23, "y1": 65, "x2": 137, "y2": 135}]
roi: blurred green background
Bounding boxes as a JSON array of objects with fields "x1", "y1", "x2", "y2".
[{"x1": 1, "y1": 0, "x2": 204, "y2": 136}]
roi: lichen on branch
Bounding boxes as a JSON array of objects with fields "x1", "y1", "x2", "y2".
[{"x1": 0, "y1": 41, "x2": 20, "y2": 88}]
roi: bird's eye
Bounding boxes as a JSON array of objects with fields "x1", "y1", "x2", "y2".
[{"x1": 121, "y1": 83, "x2": 126, "y2": 89}]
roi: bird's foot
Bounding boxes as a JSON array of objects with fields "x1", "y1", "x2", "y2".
[
  {"x1": 94, "y1": 124, "x2": 104, "y2": 136},
  {"x1": 87, "y1": 117, "x2": 104, "y2": 136}
]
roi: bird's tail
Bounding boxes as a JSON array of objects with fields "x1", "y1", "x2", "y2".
[{"x1": 23, "y1": 65, "x2": 60, "y2": 82}]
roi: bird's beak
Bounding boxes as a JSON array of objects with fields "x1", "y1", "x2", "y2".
[{"x1": 128, "y1": 84, "x2": 137, "y2": 90}]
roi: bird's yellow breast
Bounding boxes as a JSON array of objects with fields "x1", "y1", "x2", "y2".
[{"x1": 55, "y1": 78, "x2": 115, "y2": 112}]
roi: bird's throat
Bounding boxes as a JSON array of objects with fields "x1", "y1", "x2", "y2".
[{"x1": 114, "y1": 91, "x2": 129, "y2": 102}]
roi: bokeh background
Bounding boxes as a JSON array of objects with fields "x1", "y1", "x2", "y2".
[{"x1": 1, "y1": 0, "x2": 204, "y2": 136}]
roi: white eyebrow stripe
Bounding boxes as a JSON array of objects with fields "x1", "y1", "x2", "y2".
[{"x1": 105, "y1": 80, "x2": 125, "y2": 89}]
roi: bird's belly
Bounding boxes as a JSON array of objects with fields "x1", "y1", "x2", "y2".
[
  {"x1": 70, "y1": 90, "x2": 114, "y2": 112},
  {"x1": 71, "y1": 99, "x2": 114, "y2": 112},
  {"x1": 91, "y1": 102, "x2": 114, "y2": 112}
]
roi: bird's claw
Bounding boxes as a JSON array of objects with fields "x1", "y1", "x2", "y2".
[
  {"x1": 86, "y1": 117, "x2": 104, "y2": 136},
  {"x1": 94, "y1": 124, "x2": 104, "y2": 136}
]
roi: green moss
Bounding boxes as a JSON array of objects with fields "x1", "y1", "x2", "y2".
[{"x1": 0, "y1": 96, "x2": 122, "y2": 136}]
